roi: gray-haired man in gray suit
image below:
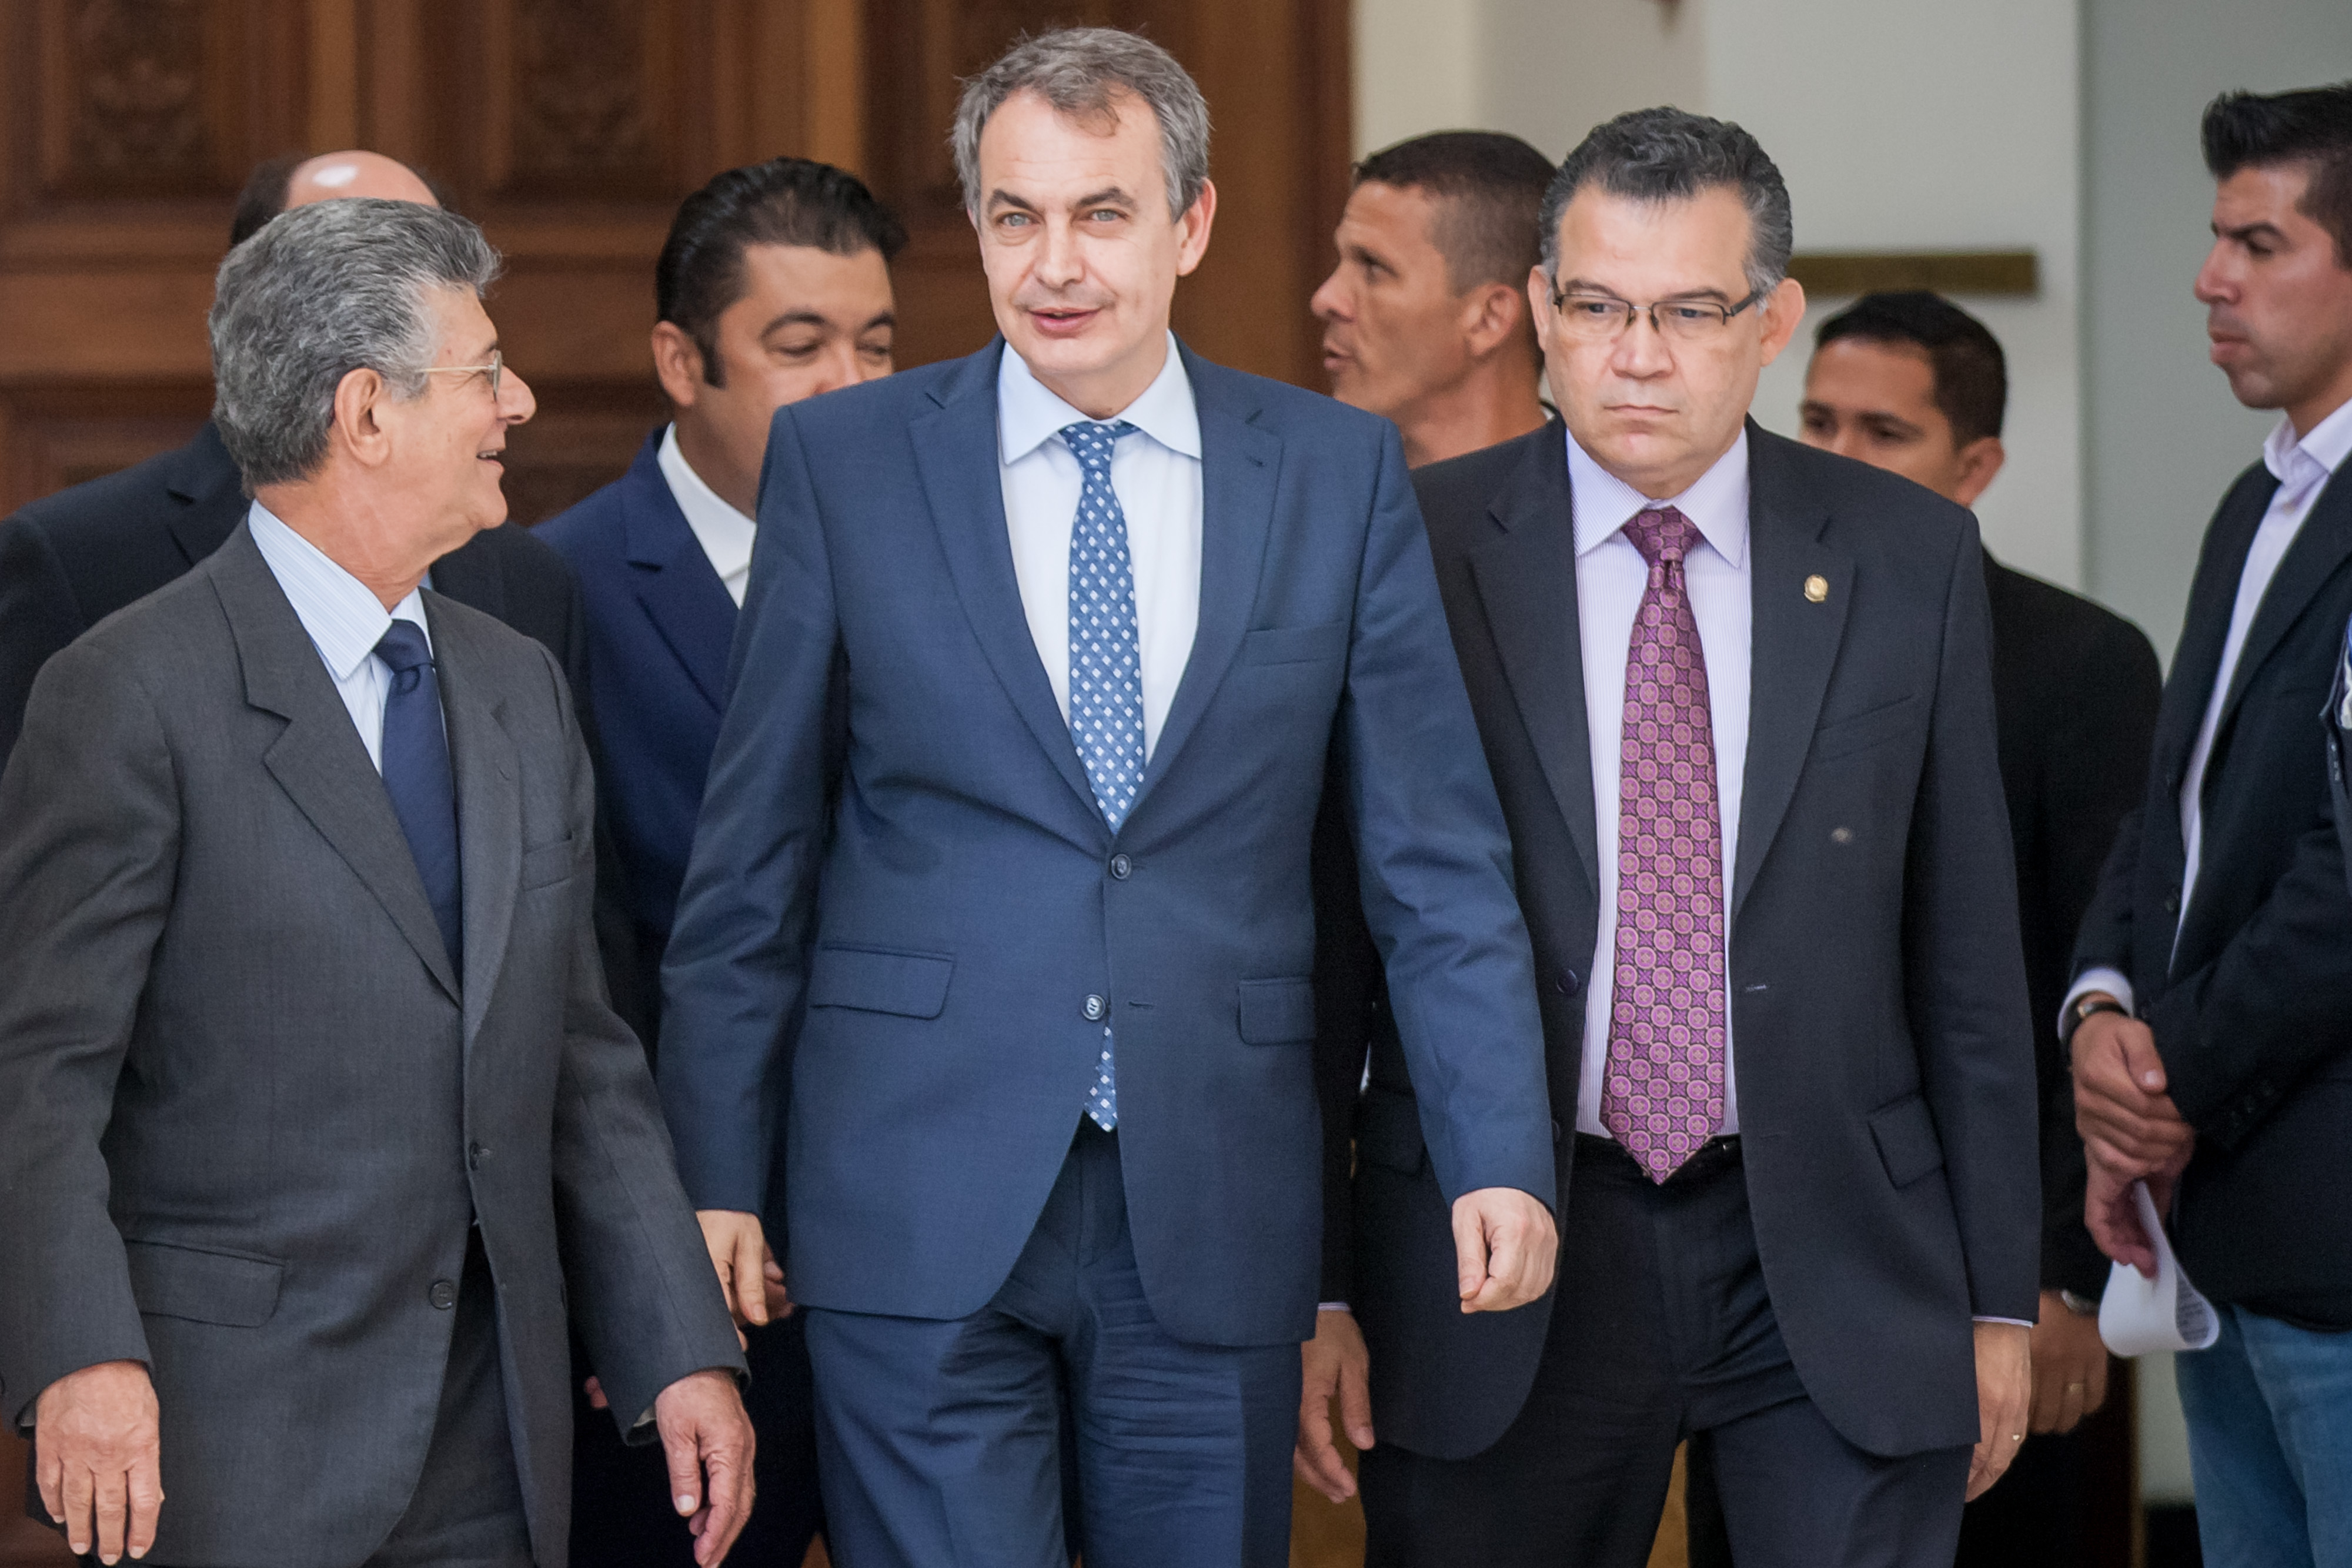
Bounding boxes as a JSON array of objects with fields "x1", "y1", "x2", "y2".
[{"x1": 0, "y1": 199, "x2": 754, "y2": 1568}]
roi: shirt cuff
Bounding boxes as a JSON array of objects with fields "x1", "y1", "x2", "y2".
[
  {"x1": 2059, "y1": 968, "x2": 2134, "y2": 1040},
  {"x1": 1974, "y1": 1316, "x2": 2036, "y2": 1328},
  {"x1": 1317, "y1": 1302, "x2": 1352, "y2": 1315}
]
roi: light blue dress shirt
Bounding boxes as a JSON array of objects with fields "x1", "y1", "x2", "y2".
[{"x1": 246, "y1": 502, "x2": 432, "y2": 774}]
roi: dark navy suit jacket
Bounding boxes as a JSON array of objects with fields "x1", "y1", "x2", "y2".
[
  {"x1": 537, "y1": 432, "x2": 738, "y2": 1032},
  {"x1": 659, "y1": 339, "x2": 1555, "y2": 1349}
]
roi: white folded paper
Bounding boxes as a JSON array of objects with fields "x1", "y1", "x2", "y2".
[{"x1": 2098, "y1": 1180, "x2": 2220, "y2": 1357}]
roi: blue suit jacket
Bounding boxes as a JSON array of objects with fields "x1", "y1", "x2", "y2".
[
  {"x1": 536, "y1": 432, "x2": 737, "y2": 955},
  {"x1": 659, "y1": 340, "x2": 1554, "y2": 1347}
]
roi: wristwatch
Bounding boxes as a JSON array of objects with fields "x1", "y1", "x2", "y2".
[
  {"x1": 2063, "y1": 993, "x2": 2128, "y2": 1046},
  {"x1": 2059, "y1": 1289, "x2": 2101, "y2": 1317}
]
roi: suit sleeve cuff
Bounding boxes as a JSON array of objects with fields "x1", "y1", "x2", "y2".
[{"x1": 2059, "y1": 968, "x2": 2134, "y2": 1039}]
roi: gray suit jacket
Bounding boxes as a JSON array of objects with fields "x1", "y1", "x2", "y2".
[{"x1": 0, "y1": 524, "x2": 742, "y2": 1566}]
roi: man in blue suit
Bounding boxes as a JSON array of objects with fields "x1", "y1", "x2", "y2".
[
  {"x1": 537, "y1": 157, "x2": 905, "y2": 1568},
  {"x1": 659, "y1": 28, "x2": 1559, "y2": 1567}
]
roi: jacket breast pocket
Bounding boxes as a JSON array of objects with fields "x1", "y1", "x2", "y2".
[
  {"x1": 1868, "y1": 1093, "x2": 1946, "y2": 1188},
  {"x1": 520, "y1": 834, "x2": 575, "y2": 890},
  {"x1": 1237, "y1": 977, "x2": 1317, "y2": 1044},
  {"x1": 808, "y1": 944, "x2": 955, "y2": 1019},
  {"x1": 1240, "y1": 622, "x2": 1348, "y2": 667},
  {"x1": 1812, "y1": 696, "x2": 1919, "y2": 763},
  {"x1": 124, "y1": 1239, "x2": 285, "y2": 1328}
]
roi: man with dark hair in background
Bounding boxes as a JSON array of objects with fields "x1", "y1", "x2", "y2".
[
  {"x1": 1312, "y1": 131, "x2": 1553, "y2": 467},
  {"x1": 2071, "y1": 82, "x2": 2352, "y2": 1567},
  {"x1": 0, "y1": 150, "x2": 590, "y2": 777},
  {"x1": 537, "y1": 155, "x2": 906, "y2": 1568},
  {"x1": 1785, "y1": 290, "x2": 2160, "y2": 1567}
]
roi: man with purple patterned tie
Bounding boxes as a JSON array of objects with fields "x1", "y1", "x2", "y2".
[{"x1": 1332, "y1": 108, "x2": 2042, "y2": 1567}]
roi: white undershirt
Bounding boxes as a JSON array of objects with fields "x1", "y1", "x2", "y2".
[
  {"x1": 997, "y1": 333, "x2": 1202, "y2": 762},
  {"x1": 1569, "y1": 430, "x2": 1753, "y2": 1138}
]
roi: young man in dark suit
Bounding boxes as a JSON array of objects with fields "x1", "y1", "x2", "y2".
[
  {"x1": 1783, "y1": 292, "x2": 2161, "y2": 1564},
  {"x1": 0, "y1": 151, "x2": 590, "y2": 774},
  {"x1": 2072, "y1": 83, "x2": 2352, "y2": 1566},
  {"x1": 536, "y1": 155, "x2": 905, "y2": 1568},
  {"x1": 1335, "y1": 109, "x2": 2041, "y2": 1567}
]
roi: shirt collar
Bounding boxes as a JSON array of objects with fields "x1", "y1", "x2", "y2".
[
  {"x1": 246, "y1": 500, "x2": 428, "y2": 681},
  {"x1": 2264, "y1": 395, "x2": 2352, "y2": 492},
  {"x1": 657, "y1": 423, "x2": 756, "y2": 569},
  {"x1": 997, "y1": 332, "x2": 1201, "y2": 464},
  {"x1": 1566, "y1": 426, "x2": 1751, "y2": 569}
]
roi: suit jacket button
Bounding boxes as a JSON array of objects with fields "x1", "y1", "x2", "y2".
[
  {"x1": 1084, "y1": 994, "x2": 1107, "y2": 1022},
  {"x1": 2164, "y1": 890, "x2": 2180, "y2": 915},
  {"x1": 1554, "y1": 970, "x2": 1579, "y2": 996},
  {"x1": 429, "y1": 1279, "x2": 457, "y2": 1310},
  {"x1": 1110, "y1": 854, "x2": 1132, "y2": 880},
  {"x1": 467, "y1": 1142, "x2": 492, "y2": 1169}
]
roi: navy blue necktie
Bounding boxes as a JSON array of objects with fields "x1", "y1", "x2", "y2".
[
  {"x1": 375, "y1": 620, "x2": 463, "y2": 975},
  {"x1": 1062, "y1": 419, "x2": 1142, "y2": 1129}
]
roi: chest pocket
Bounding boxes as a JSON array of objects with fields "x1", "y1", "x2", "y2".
[{"x1": 1240, "y1": 622, "x2": 1348, "y2": 667}]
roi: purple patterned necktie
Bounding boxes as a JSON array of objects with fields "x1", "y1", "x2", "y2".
[{"x1": 1603, "y1": 506, "x2": 1728, "y2": 1183}]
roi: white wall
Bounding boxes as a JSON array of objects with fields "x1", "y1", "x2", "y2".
[{"x1": 1358, "y1": 0, "x2": 2084, "y2": 586}]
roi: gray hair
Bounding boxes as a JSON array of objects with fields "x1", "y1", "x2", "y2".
[
  {"x1": 951, "y1": 28, "x2": 1211, "y2": 220},
  {"x1": 1538, "y1": 107, "x2": 1793, "y2": 298},
  {"x1": 209, "y1": 198, "x2": 502, "y2": 487}
]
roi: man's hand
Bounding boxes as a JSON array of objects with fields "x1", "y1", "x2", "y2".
[
  {"x1": 2071, "y1": 1007, "x2": 2194, "y2": 1178},
  {"x1": 696, "y1": 1209, "x2": 789, "y2": 1339},
  {"x1": 2027, "y1": 1290, "x2": 2110, "y2": 1436},
  {"x1": 34, "y1": 1360, "x2": 162, "y2": 1564},
  {"x1": 1294, "y1": 1308, "x2": 1374, "y2": 1503},
  {"x1": 653, "y1": 1368, "x2": 757, "y2": 1567},
  {"x1": 1452, "y1": 1187, "x2": 1557, "y2": 1313},
  {"x1": 2084, "y1": 1155, "x2": 2187, "y2": 1277},
  {"x1": 1966, "y1": 1320, "x2": 2032, "y2": 1502}
]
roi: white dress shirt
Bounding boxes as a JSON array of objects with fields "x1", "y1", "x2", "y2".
[
  {"x1": 658, "y1": 423, "x2": 757, "y2": 608},
  {"x1": 998, "y1": 332, "x2": 1202, "y2": 761},
  {"x1": 2066, "y1": 396, "x2": 2352, "y2": 1026},
  {"x1": 1569, "y1": 430, "x2": 1753, "y2": 1138},
  {"x1": 247, "y1": 501, "x2": 430, "y2": 773}
]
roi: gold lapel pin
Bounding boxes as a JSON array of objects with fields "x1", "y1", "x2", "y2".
[{"x1": 1804, "y1": 574, "x2": 1829, "y2": 603}]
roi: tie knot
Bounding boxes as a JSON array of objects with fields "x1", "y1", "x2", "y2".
[
  {"x1": 374, "y1": 618, "x2": 433, "y2": 677},
  {"x1": 1623, "y1": 506, "x2": 1697, "y2": 567},
  {"x1": 1061, "y1": 420, "x2": 1136, "y2": 473}
]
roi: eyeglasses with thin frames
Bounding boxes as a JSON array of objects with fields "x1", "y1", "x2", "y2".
[
  {"x1": 1547, "y1": 287, "x2": 1765, "y2": 344},
  {"x1": 420, "y1": 349, "x2": 504, "y2": 401}
]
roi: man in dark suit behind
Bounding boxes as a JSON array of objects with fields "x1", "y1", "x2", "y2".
[
  {"x1": 0, "y1": 199, "x2": 753, "y2": 1568},
  {"x1": 658, "y1": 28, "x2": 1558, "y2": 1565},
  {"x1": 539, "y1": 155, "x2": 907, "y2": 1568},
  {"x1": 1788, "y1": 290, "x2": 2160, "y2": 1566},
  {"x1": 1336, "y1": 110, "x2": 2040, "y2": 1567},
  {"x1": 0, "y1": 151, "x2": 592, "y2": 780},
  {"x1": 2073, "y1": 84, "x2": 2352, "y2": 1567}
]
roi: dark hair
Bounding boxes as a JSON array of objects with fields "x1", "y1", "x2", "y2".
[
  {"x1": 1353, "y1": 131, "x2": 1553, "y2": 295},
  {"x1": 1815, "y1": 291, "x2": 2007, "y2": 445},
  {"x1": 2203, "y1": 82, "x2": 2352, "y2": 268},
  {"x1": 229, "y1": 153, "x2": 459, "y2": 248},
  {"x1": 1539, "y1": 106, "x2": 1792, "y2": 296},
  {"x1": 656, "y1": 157, "x2": 907, "y2": 388}
]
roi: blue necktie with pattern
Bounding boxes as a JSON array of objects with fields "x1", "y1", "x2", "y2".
[
  {"x1": 1063, "y1": 419, "x2": 1142, "y2": 1130},
  {"x1": 375, "y1": 619, "x2": 463, "y2": 975}
]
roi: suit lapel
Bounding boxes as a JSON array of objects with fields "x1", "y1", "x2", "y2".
[
  {"x1": 2158, "y1": 467, "x2": 2275, "y2": 787},
  {"x1": 212, "y1": 526, "x2": 461, "y2": 1004},
  {"x1": 166, "y1": 421, "x2": 250, "y2": 569},
  {"x1": 911, "y1": 342, "x2": 1101, "y2": 820},
  {"x1": 2216, "y1": 463, "x2": 2352, "y2": 734},
  {"x1": 614, "y1": 431, "x2": 736, "y2": 710},
  {"x1": 1733, "y1": 428, "x2": 1853, "y2": 920},
  {"x1": 1124, "y1": 350, "x2": 1281, "y2": 821},
  {"x1": 432, "y1": 597, "x2": 523, "y2": 1047},
  {"x1": 1466, "y1": 423, "x2": 1598, "y2": 890}
]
